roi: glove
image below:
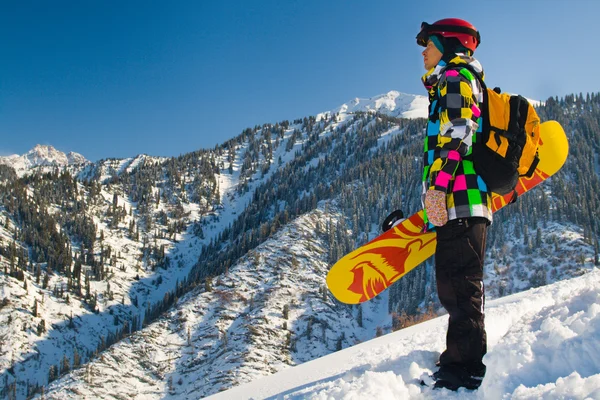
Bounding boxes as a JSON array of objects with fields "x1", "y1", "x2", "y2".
[{"x1": 425, "y1": 189, "x2": 448, "y2": 227}]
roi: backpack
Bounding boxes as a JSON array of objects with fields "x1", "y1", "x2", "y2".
[{"x1": 446, "y1": 63, "x2": 541, "y2": 197}]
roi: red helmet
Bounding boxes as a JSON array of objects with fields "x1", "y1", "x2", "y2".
[{"x1": 416, "y1": 18, "x2": 480, "y2": 52}]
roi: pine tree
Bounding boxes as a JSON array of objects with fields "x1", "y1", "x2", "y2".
[
  {"x1": 61, "y1": 354, "x2": 70, "y2": 375},
  {"x1": 282, "y1": 304, "x2": 290, "y2": 320},
  {"x1": 48, "y1": 364, "x2": 56, "y2": 382},
  {"x1": 37, "y1": 319, "x2": 46, "y2": 336},
  {"x1": 73, "y1": 349, "x2": 81, "y2": 368}
]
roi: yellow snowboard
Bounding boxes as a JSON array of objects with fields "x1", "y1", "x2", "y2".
[{"x1": 327, "y1": 120, "x2": 569, "y2": 304}]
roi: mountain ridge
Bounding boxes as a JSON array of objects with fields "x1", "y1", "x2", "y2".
[{"x1": 0, "y1": 91, "x2": 428, "y2": 177}]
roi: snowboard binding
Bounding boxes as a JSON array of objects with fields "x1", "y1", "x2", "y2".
[{"x1": 381, "y1": 209, "x2": 405, "y2": 232}]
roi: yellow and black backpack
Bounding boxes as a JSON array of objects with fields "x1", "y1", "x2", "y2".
[{"x1": 448, "y1": 63, "x2": 541, "y2": 196}]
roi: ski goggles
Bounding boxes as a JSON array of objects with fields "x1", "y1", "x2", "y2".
[{"x1": 416, "y1": 22, "x2": 433, "y2": 47}]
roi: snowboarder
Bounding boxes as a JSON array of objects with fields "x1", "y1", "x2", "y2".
[{"x1": 416, "y1": 18, "x2": 491, "y2": 390}]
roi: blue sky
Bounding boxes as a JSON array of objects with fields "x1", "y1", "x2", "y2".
[{"x1": 1, "y1": 0, "x2": 597, "y2": 161}]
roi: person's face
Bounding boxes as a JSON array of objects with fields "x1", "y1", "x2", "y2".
[{"x1": 422, "y1": 40, "x2": 443, "y2": 70}]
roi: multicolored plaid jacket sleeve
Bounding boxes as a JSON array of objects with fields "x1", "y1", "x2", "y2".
[{"x1": 421, "y1": 55, "x2": 492, "y2": 227}]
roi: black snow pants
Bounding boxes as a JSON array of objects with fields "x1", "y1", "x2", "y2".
[{"x1": 435, "y1": 217, "x2": 488, "y2": 377}]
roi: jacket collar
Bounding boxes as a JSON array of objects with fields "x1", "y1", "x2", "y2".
[{"x1": 421, "y1": 53, "x2": 484, "y2": 94}]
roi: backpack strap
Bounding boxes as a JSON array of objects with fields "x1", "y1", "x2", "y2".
[
  {"x1": 506, "y1": 93, "x2": 540, "y2": 178},
  {"x1": 444, "y1": 62, "x2": 520, "y2": 203}
]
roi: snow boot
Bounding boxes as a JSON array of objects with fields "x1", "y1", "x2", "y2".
[{"x1": 431, "y1": 366, "x2": 483, "y2": 391}]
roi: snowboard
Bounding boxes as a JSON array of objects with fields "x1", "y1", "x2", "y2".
[{"x1": 327, "y1": 120, "x2": 569, "y2": 304}]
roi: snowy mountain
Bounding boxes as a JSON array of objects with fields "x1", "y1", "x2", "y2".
[
  {"x1": 0, "y1": 144, "x2": 88, "y2": 176},
  {"x1": 37, "y1": 208, "x2": 597, "y2": 400},
  {"x1": 331, "y1": 91, "x2": 428, "y2": 120},
  {"x1": 0, "y1": 92, "x2": 427, "y2": 181},
  {"x1": 0, "y1": 91, "x2": 598, "y2": 400}
]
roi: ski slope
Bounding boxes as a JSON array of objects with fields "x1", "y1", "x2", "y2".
[{"x1": 207, "y1": 269, "x2": 600, "y2": 399}]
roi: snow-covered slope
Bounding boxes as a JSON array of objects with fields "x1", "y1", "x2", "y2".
[
  {"x1": 37, "y1": 198, "x2": 598, "y2": 399},
  {"x1": 208, "y1": 268, "x2": 600, "y2": 399},
  {"x1": 75, "y1": 153, "x2": 169, "y2": 183},
  {"x1": 39, "y1": 202, "x2": 392, "y2": 399}
]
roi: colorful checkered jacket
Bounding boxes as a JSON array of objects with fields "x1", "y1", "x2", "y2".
[{"x1": 421, "y1": 54, "x2": 493, "y2": 229}]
